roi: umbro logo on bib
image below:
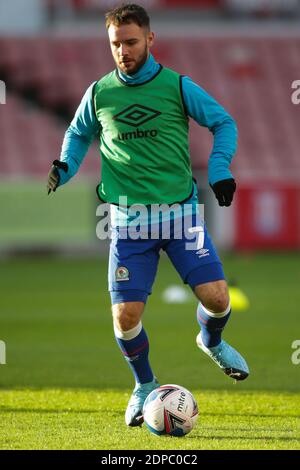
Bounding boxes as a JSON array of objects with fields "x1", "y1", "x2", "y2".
[{"x1": 114, "y1": 104, "x2": 161, "y2": 127}]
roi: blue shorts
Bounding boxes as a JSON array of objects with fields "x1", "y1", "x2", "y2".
[{"x1": 108, "y1": 211, "x2": 225, "y2": 305}]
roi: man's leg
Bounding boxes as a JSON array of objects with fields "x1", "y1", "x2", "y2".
[
  {"x1": 111, "y1": 299, "x2": 159, "y2": 426},
  {"x1": 194, "y1": 279, "x2": 249, "y2": 381},
  {"x1": 165, "y1": 215, "x2": 249, "y2": 381},
  {"x1": 112, "y1": 301, "x2": 154, "y2": 386},
  {"x1": 108, "y1": 233, "x2": 161, "y2": 426},
  {"x1": 194, "y1": 279, "x2": 231, "y2": 348}
]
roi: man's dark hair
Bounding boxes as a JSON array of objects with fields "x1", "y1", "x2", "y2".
[{"x1": 105, "y1": 3, "x2": 150, "y2": 30}]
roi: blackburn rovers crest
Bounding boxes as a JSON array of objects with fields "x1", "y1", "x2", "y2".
[{"x1": 115, "y1": 266, "x2": 130, "y2": 281}]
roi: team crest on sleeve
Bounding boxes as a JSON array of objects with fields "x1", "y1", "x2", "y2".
[{"x1": 115, "y1": 266, "x2": 130, "y2": 281}]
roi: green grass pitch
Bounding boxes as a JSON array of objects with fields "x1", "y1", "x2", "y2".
[{"x1": 0, "y1": 253, "x2": 299, "y2": 450}]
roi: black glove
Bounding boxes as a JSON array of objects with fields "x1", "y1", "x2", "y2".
[
  {"x1": 47, "y1": 160, "x2": 68, "y2": 194},
  {"x1": 210, "y1": 178, "x2": 236, "y2": 207}
]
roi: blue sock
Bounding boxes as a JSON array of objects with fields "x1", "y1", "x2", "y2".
[
  {"x1": 197, "y1": 303, "x2": 231, "y2": 348},
  {"x1": 114, "y1": 324, "x2": 154, "y2": 385}
]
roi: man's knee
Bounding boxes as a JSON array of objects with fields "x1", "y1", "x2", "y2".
[
  {"x1": 112, "y1": 301, "x2": 145, "y2": 332},
  {"x1": 206, "y1": 293, "x2": 230, "y2": 314},
  {"x1": 194, "y1": 280, "x2": 230, "y2": 314}
]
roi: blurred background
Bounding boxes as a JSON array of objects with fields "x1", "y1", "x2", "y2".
[{"x1": 0, "y1": 0, "x2": 299, "y2": 392}]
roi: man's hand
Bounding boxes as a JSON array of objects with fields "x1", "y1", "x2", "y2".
[
  {"x1": 47, "y1": 160, "x2": 68, "y2": 194},
  {"x1": 210, "y1": 178, "x2": 236, "y2": 207}
]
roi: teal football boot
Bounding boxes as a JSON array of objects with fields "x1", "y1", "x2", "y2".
[
  {"x1": 196, "y1": 333, "x2": 249, "y2": 381},
  {"x1": 125, "y1": 378, "x2": 160, "y2": 427}
]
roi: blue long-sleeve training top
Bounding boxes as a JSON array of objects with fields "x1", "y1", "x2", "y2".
[{"x1": 58, "y1": 53, "x2": 237, "y2": 188}]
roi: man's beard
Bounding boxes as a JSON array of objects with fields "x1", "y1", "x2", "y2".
[{"x1": 119, "y1": 45, "x2": 149, "y2": 76}]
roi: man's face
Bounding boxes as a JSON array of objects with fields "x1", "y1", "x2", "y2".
[{"x1": 108, "y1": 22, "x2": 154, "y2": 75}]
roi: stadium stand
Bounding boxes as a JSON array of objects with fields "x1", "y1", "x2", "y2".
[
  {"x1": 0, "y1": 36, "x2": 299, "y2": 181},
  {"x1": 45, "y1": 0, "x2": 300, "y2": 18},
  {"x1": 0, "y1": 94, "x2": 61, "y2": 176},
  {"x1": 46, "y1": 0, "x2": 221, "y2": 15},
  {"x1": 0, "y1": 92, "x2": 99, "y2": 177}
]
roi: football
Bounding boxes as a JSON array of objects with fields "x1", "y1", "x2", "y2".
[{"x1": 143, "y1": 384, "x2": 198, "y2": 437}]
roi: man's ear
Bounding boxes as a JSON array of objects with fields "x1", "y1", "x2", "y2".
[{"x1": 147, "y1": 31, "x2": 155, "y2": 48}]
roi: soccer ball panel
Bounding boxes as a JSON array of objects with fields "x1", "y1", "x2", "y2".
[
  {"x1": 143, "y1": 384, "x2": 198, "y2": 437},
  {"x1": 143, "y1": 401, "x2": 165, "y2": 433}
]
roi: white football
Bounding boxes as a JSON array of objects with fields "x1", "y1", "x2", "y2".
[{"x1": 143, "y1": 384, "x2": 198, "y2": 437}]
